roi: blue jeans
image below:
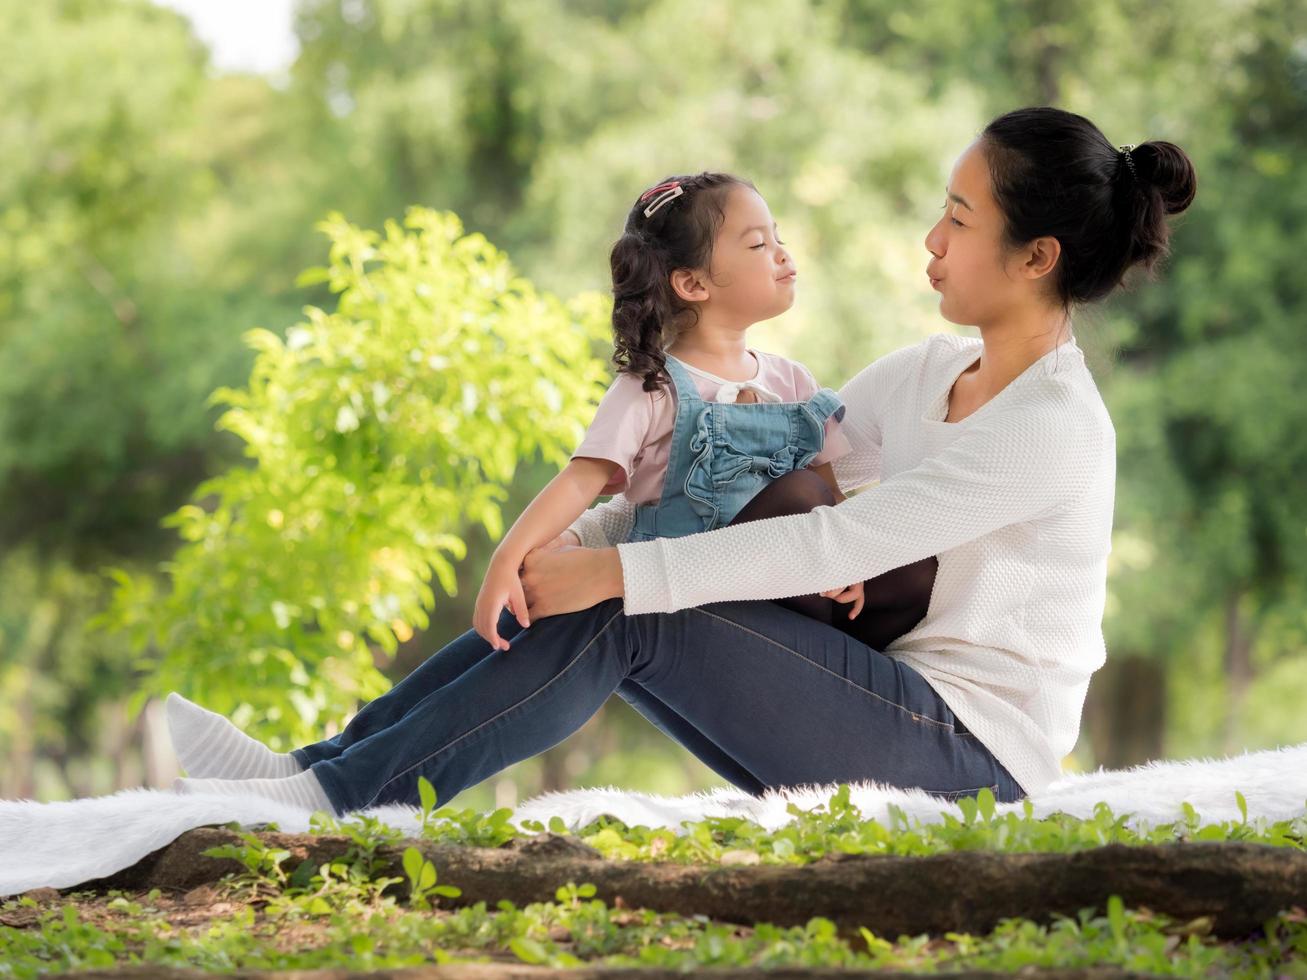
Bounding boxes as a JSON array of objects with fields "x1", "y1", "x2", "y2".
[{"x1": 291, "y1": 599, "x2": 1026, "y2": 815}]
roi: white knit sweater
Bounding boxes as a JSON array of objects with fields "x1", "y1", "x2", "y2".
[{"x1": 566, "y1": 333, "x2": 1117, "y2": 796}]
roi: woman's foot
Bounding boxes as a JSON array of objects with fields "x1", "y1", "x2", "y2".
[
  {"x1": 172, "y1": 769, "x2": 336, "y2": 815},
  {"x1": 165, "y1": 692, "x2": 303, "y2": 779}
]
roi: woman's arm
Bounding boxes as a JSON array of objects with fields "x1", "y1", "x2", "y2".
[
  {"x1": 610, "y1": 392, "x2": 1108, "y2": 615},
  {"x1": 562, "y1": 492, "x2": 638, "y2": 549},
  {"x1": 823, "y1": 340, "x2": 929, "y2": 494},
  {"x1": 520, "y1": 340, "x2": 933, "y2": 618}
]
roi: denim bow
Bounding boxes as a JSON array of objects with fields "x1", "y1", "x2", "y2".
[{"x1": 713, "y1": 444, "x2": 802, "y2": 483}]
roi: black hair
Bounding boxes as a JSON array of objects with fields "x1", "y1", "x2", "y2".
[
  {"x1": 980, "y1": 106, "x2": 1197, "y2": 308},
  {"x1": 609, "y1": 171, "x2": 755, "y2": 392}
]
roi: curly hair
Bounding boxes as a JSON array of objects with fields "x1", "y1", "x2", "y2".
[{"x1": 609, "y1": 171, "x2": 756, "y2": 393}]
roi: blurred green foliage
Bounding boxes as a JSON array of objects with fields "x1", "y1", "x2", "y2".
[
  {"x1": 0, "y1": 0, "x2": 1305, "y2": 802},
  {"x1": 97, "y1": 208, "x2": 611, "y2": 740}
]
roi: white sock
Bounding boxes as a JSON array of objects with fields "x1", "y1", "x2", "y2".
[
  {"x1": 165, "y1": 692, "x2": 302, "y2": 780},
  {"x1": 172, "y1": 769, "x2": 337, "y2": 815}
]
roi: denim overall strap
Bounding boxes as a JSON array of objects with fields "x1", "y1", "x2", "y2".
[{"x1": 628, "y1": 355, "x2": 706, "y2": 543}]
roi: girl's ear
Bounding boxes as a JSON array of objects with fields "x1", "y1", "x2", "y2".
[
  {"x1": 1020, "y1": 235, "x2": 1062, "y2": 282},
  {"x1": 669, "y1": 267, "x2": 710, "y2": 303}
]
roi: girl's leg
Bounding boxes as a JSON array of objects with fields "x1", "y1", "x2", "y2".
[
  {"x1": 301, "y1": 595, "x2": 1024, "y2": 815},
  {"x1": 290, "y1": 608, "x2": 526, "y2": 768},
  {"x1": 841, "y1": 554, "x2": 940, "y2": 652},
  {"x1": 726, "y1": 469, "x2": 836, "y2": 621},
  {"x1": 728, "y1": 470, "x2": 939, "y2": 650}
]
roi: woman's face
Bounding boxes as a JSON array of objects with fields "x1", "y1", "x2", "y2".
[{"x1": 924, "y1": 140, "x2": 1034, "y2": 328}]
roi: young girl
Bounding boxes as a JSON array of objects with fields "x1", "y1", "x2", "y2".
[{"x1": 473, "y1": 172, "x2": 935, "y2": 652}]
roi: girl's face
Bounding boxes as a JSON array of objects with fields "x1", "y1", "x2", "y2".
[
  {"x1": 696, "y1": 185, "x2": 797, "y2": 324},
  {"x1": 924, "y1": 140, "x2": 1039, "y2": 328}
]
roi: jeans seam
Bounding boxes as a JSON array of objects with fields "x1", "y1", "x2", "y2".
[
  {"x1": 692, "y1": 606, "x2": 961, "y2": 732},
  {"x1": 358, "y1": 608, "x2": 626, "y2": 810},
  {"x1": 930, "y1": 782, "x2": 1000, "y2": 801}
]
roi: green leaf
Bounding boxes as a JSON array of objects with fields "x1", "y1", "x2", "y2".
[
  {"x1": 402, "y1": 846, "x2": 424, "y2": 883},
  {"x1": 295, "y1": 266, "x2": 333, "y2": 287},
  {"x1": 418, "y1": 776, "x2": 437, "y2": 816},
  {"x1": 509, "y1": 937, "x2": 550, "y2": 965}
]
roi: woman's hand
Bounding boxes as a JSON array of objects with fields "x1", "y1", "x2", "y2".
[
  {"x1": 521, "y1": 544, "x2": 623, "y2": 620},
  {"x1": 821, "y1": 580, "x2": 865, "y2": 620},
  {"x1": 538, "y1": 530, "x2": 582, "y2": 552},
  {"x1": 473, "y1": 554, "x2": 531, "y2": 651}
]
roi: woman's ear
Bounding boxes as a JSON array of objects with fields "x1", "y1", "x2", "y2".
[
  {"x1": 1021, "y1": 235, "x2": 1062, "y2": 282},
  {"x1": 669, "y1": 267, "x2": 710, "y2": 303}
]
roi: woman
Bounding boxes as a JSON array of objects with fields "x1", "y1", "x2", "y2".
[{"x1": 170, "y1": 106, "x2": 1197, "y2": 816}]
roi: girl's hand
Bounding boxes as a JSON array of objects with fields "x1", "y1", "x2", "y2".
[
  {"x1": 521, "y1": 545, "x2": 622, "y2": 620},
  {"x1": 473, "y1": 555, "x2": 531, "y2": 651},
  {"x1": 821, "y1": 580, "x2": 865, "y2": 620}
]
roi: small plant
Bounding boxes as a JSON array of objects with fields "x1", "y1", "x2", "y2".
[
  {"x1": 401, "y1": 845, "x2": 462, "y2": 911},
  {"x1": 200, "y1": 830, "x2": 292, "y2": 900}
]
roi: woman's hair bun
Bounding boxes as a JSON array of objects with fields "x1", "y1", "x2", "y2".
[
  {"x1": 1133, "y1": 140, "x2": 1198, "y2": 215},
  {"x1": 980, "y1": 106, "x2": 1198, "y2": 307}
]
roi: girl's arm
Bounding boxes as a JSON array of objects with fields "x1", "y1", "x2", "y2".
[
  {"x1": 476, "y1": 457, "x2": 618, "y2": 649},
  {"x1": 553, "y1": 370, "x2": 655, "y2": 550},
  {"x1": 493, "y1": 458, "x2": 622, "y2": 567}
]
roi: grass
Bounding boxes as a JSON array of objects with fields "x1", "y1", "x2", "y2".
[{"x1": 3, "y1": 779, "x2": 1305, "y2": 977}]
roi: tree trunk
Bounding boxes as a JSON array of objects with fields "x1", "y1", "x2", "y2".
[
  {"x1": 5, "y1": 571, "x2": 60, "y2": 799},
  {"x1": 90, "y1": 828, "x2": 1306, "y2": 943},
  {"x1": 140, "y1": 696, "x2": 180, "y2": 789},
  {"x1": 537, "y1": 744, "x2": 571, "y2": 794},
  {"x1": 68, "y1": 964, "x2": 1142, "y2": 980},
  {"x1": 1027, "y1": 0, "x2": 1063, "y2": 104},
  {"x1": 1083, "y1": 654, "x2": 1167, "y2": 769},
  {"x1": 1222, "y1": 592, "x2": 1258, "y2": 756}
]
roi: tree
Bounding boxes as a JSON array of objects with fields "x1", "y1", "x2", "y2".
[{"x1": 98, "y1": 208, "x2": 611, "y2": 746}]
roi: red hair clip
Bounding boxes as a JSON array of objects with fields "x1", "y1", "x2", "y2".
[{"x1": 639, "y1": 180, "x2": 684, "y2": 218}]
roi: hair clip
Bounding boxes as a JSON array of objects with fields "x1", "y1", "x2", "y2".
[{"x1": 641, "y1": 182, "x2": 684, "y2": 218}]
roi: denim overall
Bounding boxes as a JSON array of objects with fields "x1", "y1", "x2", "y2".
[{"x1": 625, "y1": 354, "x2": 846, "y2": 544}]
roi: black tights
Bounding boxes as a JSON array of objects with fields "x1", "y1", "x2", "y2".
[{"x1": 726, "y1": 470, "x2": 938, "y2": 651}]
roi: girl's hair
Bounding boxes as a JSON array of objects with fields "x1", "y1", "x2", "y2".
[
  {"x1": 980, "y1": 106, "x2": 1197, "y2": 308},
  {"x1": 609, "y1": 171, "x2": 755, "y2": 392}
]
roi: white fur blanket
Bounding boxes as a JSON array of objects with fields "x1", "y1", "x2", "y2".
[{"x1": 3, "y1": 742, "x2": 1305, "y2": 897}]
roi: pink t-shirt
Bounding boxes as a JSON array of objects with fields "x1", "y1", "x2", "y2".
[{"x1": 571, "y1": 348, "x2": 853, "y2": 503}]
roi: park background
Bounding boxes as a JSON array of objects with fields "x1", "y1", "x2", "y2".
[{"x1": 1, "y1": 0, "x2": 1303, "y2": 813}]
